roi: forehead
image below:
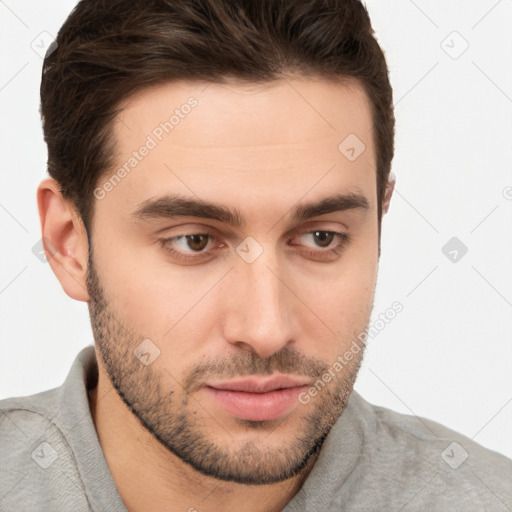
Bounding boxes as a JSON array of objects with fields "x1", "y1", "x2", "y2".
[
  {"x1": 115, "y1": 77, "x2": 374, "y2": 148},
  {"x1": 98, "y1": 77, "x2": 376, "y2": 223}
]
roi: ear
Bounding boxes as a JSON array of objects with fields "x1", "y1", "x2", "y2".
[
  {"x1": 382, "y1": 172, "x2": 396, "y2": 215},
  {"x1": 37, "y1": 178, "x2": 90, "y2": 302}
]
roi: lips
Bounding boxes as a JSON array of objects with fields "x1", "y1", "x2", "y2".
[
  {"x1": 207, "y1": 376, "x2": 311, "y2": 393},
  {"x1": 203, "y1": 375, "x2": 311, "y2": 421}
]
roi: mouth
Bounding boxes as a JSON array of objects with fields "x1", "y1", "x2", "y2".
[{"x1": 203, "y1": 375, "x2": 311, "y2": 421}]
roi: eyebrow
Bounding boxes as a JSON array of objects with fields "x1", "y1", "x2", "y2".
[{"x1": 131, "y1": 192, "x2": 369, "y2": 228}]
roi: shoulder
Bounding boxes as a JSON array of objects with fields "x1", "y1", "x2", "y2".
[
  {"x1": 0, "y1": 388, "x2": 62, "y2": 455},
  {"x1": 0, "y1": 390, "x2": 90, "y2": 511},
  {"x1": 351, "y1": 392, "x2": 512, "y2": 509}
]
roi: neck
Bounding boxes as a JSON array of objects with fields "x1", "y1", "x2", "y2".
[{"x1": 88, "y1": 373, "x2": 317, "y2": 512}]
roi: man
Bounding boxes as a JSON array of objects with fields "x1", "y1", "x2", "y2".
[{"x1": 1, "y1": 0, "x2": 511, "y2": 510}]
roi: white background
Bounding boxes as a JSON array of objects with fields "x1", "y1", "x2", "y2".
[{"x1": 1, "y1": 0, "x2": 511, "y2": 460}]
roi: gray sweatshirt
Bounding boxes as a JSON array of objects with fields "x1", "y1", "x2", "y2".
[{"x1": 1, "y1": 346, "x2": 511, "y2": 511}]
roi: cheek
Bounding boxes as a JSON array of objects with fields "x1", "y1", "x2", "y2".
[
  {"x1": 298, "y1": 231, "x2": 378, "y2": 354},
  {"x1": 308, "y1": 269, "x2": 376, "y2": 344},
  {"x1": 89, "y1": 228, "x2": 168, "y2": 335}
]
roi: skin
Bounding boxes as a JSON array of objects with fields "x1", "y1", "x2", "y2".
[{"x1": 37, "y1": 76, "x2": 395, "y2": 512}]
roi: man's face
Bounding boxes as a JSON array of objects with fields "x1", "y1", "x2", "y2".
[{"x1": 87, "y1": 77, "x2": 379, "y2": 484}]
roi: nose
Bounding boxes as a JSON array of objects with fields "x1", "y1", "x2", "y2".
[{"x1": 222, "y1": 248, "x2": 297, "y2": 359}]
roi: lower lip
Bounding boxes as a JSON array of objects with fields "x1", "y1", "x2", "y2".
[{"x1": 204, "y1": 386, "x2": 307, "y2": 421}]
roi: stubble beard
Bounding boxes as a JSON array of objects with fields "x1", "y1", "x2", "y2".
[{"x1": 86, "y1": 256, "x2": 367, "y2": 485}]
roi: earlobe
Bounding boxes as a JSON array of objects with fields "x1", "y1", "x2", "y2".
[
  {"x1": 382, "y1": 172, "x2": 396, "y2": 215},
  {"x1": 37, "y1": 178, "x2": 90, "y2": 302}
]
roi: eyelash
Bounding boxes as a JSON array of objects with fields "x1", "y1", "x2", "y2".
[{"x1": 159, "y1": 229, "x2": 350, "y2": 262}]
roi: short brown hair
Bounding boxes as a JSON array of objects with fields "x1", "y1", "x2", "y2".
[{"x1": 40, "y1": 0, "x2": 394, "y2": 233}]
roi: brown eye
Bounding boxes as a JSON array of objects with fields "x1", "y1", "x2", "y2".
[
  {"x1": 185, "y1": 234, "x2": 209, "y2": 251},
  {"x1": 312, "y1": 231, "x2": 335, "y2": 247},
  {"x1": 289, "y1": 230, "x2": 350, "y2": 262},
  {"x1": 160, "y1": 231, "x2": 219, "y2": 263},
  {"x1": 295, "y1": 230, "x2": 340, "y2": 249}
]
